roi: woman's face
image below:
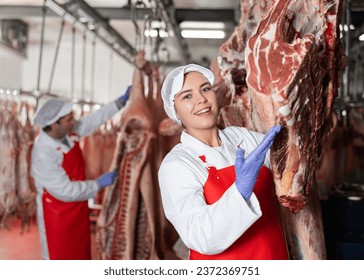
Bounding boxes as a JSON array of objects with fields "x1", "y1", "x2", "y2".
[{"x1": 173, "y1": 71, "x2": 218, "y2": 133}]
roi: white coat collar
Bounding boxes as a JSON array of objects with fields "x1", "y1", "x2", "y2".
[
  {"x1": 37, "y1": 130, "x2": 75, "y2": 153},
  {"x1": 180, "y1": 129, "x2": 238, "y2": 168}
]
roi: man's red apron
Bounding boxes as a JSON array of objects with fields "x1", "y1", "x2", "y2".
[
  {"x1": 190, "y1": 157, "x2": 288, "y2": 260},
  {"x1": 42, "y1": 141, "x2": 91, "y2": 260}
]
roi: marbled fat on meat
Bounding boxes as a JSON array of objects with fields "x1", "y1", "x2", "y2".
[
  {"x1": 216, "y1": 0, "x2": 345, "y2": 259},
  {"x1": 245, "y1": 0, "x2": 344, "y2": 212}
]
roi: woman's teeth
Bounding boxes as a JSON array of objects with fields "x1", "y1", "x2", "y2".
[{"x1": 195, "y1": 108, "x2": 210, "y2": 115}]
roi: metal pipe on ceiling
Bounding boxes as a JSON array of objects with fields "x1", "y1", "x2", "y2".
[
  {"x1": 71, "y1": 0, "x2": 135, "y2": 61},
  {"x1": 154, "y1": 0, "x2": 191, "y2": 64},
  {"x1": 0, "y1": 5, "x2": 236, "y2": 23},
  {"x1": 44, "y1": 0, "x2": 136, "y2": 65}
]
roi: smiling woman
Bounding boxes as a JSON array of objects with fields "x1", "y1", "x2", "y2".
[
  {"x1": 173, "y1": 72, "x2": 220, "y2": 145},
  {"x1": 157, "y1": 64, "x2": 288, "y2": 260}
]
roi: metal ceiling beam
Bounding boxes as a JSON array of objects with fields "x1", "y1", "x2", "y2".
[
  {"x1": 98, "y1": 7, "x2": 237, "y2": 23},
  {"x1": 0, "y1": 5, "x2": 59, "y2": 17},
  {"x1": 0, "y1": 3, "x2": 202, "y2": 65},
  {"x1": 44, "y1": 0, "x2": 136, "y2": 64},
  {"x1": 70, "y1": 0, "x2": 135, "y2": 61},
  {"x1": 0, "y1": 5, "x2": 237, "y2": 23},
  {"x1": 175, "y1": 9, "x2": 236, "y2": 23},
  {"x1": 0, "y1": 3, "x2": 235, "y2": 65},
  {"x1": 351, "y1": 1, "x2": 364, "y2": 12}
]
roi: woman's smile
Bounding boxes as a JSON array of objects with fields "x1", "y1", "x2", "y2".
[{"x1": 195, "y1": 107, "x2": 211, "y2": 115}]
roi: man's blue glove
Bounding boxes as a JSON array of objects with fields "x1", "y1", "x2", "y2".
[
  {"x1": 235, "y1": 125, "x2": 281, "y2": 200},
  {"x1": 97, "y1": 171, "x2": 118, "y2": 189},
  {"x1": 119, "y1": 85, "x2": 131, "y2": 103}
]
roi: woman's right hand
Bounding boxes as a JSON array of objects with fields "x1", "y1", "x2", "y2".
[{"x1": 234, "y1": 125, "x2": 281, "y2": 199}]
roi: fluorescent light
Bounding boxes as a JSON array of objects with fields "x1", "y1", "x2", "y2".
[
  {"x1": 181, "y1": 29, "x2": 225, "y2": 39},
  {"x1": 180, "y1": 21, "x2": 225, "y2": 29},
  {"x1": 145, "y1": 29, "x2": 158, "y2": 37},
  {"x1": 144, "y1": 29, "x2": 169, "y2": 38},
  {"x1": 339, "y1": 24, "x2": 356, "y2": 32},
  {"x1": 159, "y1": 30, "x2": 168, "y2": 37},
  {"x1": 359, "y1": 34, "x2": 364, "y2": 41},
  {"x1": 150, "y1": 21, "x2": 166, "y2": 29}
]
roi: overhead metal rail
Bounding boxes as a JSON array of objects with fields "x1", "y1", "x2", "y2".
[
  {"x1": 44, "y1": 0, "x2": 136, "y2": 64},
  {"x1": 0, "y1": 5, "x2": 237, "y2": 23},
  {"x1": 153, "y1": 0, "x2": 190, "y2": 64},
  {"x1": 0, "y1": 1, "x2": 240, "y2": 65}
]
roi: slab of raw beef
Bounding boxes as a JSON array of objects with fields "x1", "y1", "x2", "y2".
[{"x1": 216, "y1": 0, "x2": 345, "y2": 259}]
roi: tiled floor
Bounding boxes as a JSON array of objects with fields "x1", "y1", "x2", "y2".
[
  {"x1": 0, "y1": 216, "x2": 41, "y2": 260},
  {"x1": 0, "y1": 216, "x2": 98, "y2": 260},
  {"x1": 0, "y1": 216, "x2": 184, "y2": 260}
]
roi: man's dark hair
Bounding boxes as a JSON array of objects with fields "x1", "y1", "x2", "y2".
[
  {"x1": 43, "y1": 125, "x2": 51, "y2": 132},
  {"x1": 42, "y1": 117, "x2": 63, "y2": 132}
]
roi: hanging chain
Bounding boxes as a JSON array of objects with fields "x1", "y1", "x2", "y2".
[{"x1": 131, "y1": 0, "x2": 147, "y2": 52}]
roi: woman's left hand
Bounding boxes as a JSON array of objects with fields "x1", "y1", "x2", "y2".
[{"x1": 234, "y1": 124, "x2": 281, "y2": 199}]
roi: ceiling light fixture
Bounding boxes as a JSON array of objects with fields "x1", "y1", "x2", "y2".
[
  {"x1": 359, "y1": 34, "x2": 364, "y2": 41},
  {"x1": 339, "y1": 24, "x2": 356, "y2": 31},
  {"x1": 144, "y1": 29, "x2": 169, "y2": 38},
  {"x1": 150, "y1": 21, "x2": 166, "y2": 29},
  {"x1": 180, "y1": 21, "x2": 225, "y2": 29},
  {"x1": 181, "y1": 29, "x2": 225, "y2": 39}
]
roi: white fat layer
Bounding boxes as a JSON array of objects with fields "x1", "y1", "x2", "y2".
[
  {"x1": 278, "y1": 105, "x2": 291, "y2": 116},
  {"x1": 261, "y1": 22, "x2": 277, "y2": 41},
  {"x1": 272, "y1": 92, "x2": 285, "y2": 102},
  {"x1": 252, "y1": 39, "x2": 262, "y2": 88}
]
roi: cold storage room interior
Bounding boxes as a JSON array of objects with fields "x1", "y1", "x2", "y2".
[{"x1": 0, "y1": 0, "x2": 364, "y2": 260}]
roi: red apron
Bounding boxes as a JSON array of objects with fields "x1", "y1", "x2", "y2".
[
  {"x1": 42, "y1": 141, "x2": 91, "y2": 260},
  {"x1": 190, "y1": 158, "x2": 288, "y2": 260}
]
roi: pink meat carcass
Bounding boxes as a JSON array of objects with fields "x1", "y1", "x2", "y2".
[{"x1": 217, "y1": 0, "x2": 345, "y2": 259}]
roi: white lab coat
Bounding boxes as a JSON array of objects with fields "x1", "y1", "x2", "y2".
[
  {"x1": 31, "y1": 101, "x2": 119, "y2": 259},
  {"x1": 158, "y1": 126, "x2": 271, "y2": 255}
]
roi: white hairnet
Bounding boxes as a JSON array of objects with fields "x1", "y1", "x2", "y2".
[
  {"x1": 34, "y1": 98, "x2": 74, "y2": 128},
  {"x1": 161, "y1": 64, "x2": 215, "y2": 126}
]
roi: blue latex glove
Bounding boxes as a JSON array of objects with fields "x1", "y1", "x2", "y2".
[
  {"x1": 97, "y1": 171, "x2": 118, "y2": 189},
  {"x1": 119, "y1": 85, "x2": 131, "y2": 103},
  {"x1": 235, "y1": 124, "x2": 281, "y2": 200}
]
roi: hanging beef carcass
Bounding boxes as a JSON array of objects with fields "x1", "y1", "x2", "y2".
[
  {"x1": 91, "y1": 121, "x2": 119, "y2": 205},
  {"x1": 15, "y1": 102, "x2": 37, "y2": 233},
  {"x1": 80, "y1": 113, "x2": 118, "y2": 205},
  {"x1": 0, "y1": 100, "x2": 19, "y2": 227},
  {"x1": 216, "y1": 0, "x2": 345, "y2": 259},
  {"x1": 316, "y1": 106, "x2": 364, "y2": 193},
  {"x1": 97, "y1": 51, "x2": 162, "y2": 259},
  {"x1": 82, "y1": 127, "x2": 105, "y2": 180},
  {"x1": 101, "y1": 121, "x2": 118, "y2": 174}
]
